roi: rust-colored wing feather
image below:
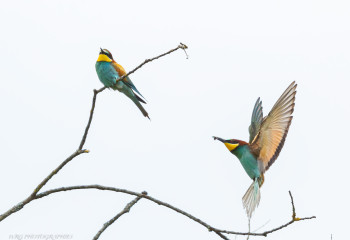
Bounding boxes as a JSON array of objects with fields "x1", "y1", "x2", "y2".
[
  {"x1": 111, "y1": 61, "x2": 127, "y2": 77},
  {"x1": 250, "y1": 81, "x2": 297, "y2": 173}
]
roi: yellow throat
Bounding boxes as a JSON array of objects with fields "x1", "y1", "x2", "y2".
[
  {"x1": 224, "y1": 142, "x2": 239, "y2": 151},
  {"x1": 97, "y1": 54, "x2": 112, "y2": 62}
]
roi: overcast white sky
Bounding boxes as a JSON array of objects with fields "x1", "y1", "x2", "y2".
[{"x1": 0, "y1": 0, "x2": 349, "y2": 239}]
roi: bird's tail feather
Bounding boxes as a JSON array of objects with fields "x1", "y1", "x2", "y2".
[
  {"x1": 131, "y1": 97, "x2": 150, "y2": 120},
  {"x1": 242, "y1": 178, "x2": 261, "y2": 219},
  {"x1": 135, "y1": 94, "x2": 147, "y2": 104}
]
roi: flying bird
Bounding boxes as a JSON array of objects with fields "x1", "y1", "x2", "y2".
[
  {"x1": 213, "y1": 81, "x2": 297, "y2": 219},
  {"x1": 95, "y1": 48, "x2": 149, "y2": 119}
]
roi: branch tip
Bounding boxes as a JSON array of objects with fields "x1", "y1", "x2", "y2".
[
  {"x1": 289, "y1": 191, "x2": 297, "y2": 219},
  {"x1": 179, "y1": 42, "x2": 189, "y2": 59},
  {"x1": 179, "y1": 42, "x2": 188, "y2": 49}
]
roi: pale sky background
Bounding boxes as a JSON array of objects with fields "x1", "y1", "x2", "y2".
[{"x1": 0, "y1": 0, "x2": 349, "y2": 239}]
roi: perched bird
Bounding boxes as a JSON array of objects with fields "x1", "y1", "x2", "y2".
[
  {"x1": 95, "y1": 48, "x2": 150, "y2": 119},
  {"x1": 213, "y1": 82, "x2": 297, "y2": 219}
]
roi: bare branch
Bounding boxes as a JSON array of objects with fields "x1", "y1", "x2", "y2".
[
  {"x1": 35, "y1": 186, "x2": 314, "y2": 239},
  {"x1": 0, "y1": 196, "x2": 32, "y2": 222},
  {"x1": 93, "y1": 193, "x2": 146, "y2": 240},
  {"x1": 0, "y1": 43, "x2": 186, "y2": 223}
]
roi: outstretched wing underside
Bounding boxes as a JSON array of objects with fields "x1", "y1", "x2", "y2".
[{"x1": 251, "y1": 81, "x2": 297, "y2": 173}]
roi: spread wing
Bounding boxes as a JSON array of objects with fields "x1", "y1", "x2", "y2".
[
  {"x1": 248, "y1": 97, "x2": 263, "y2": 144},
  {"x1": 111, "y1": 61, "x2": 147, "y2": 101},
  {"x1": 251, "y1": 81, "x2": 297, "y2": 173}
]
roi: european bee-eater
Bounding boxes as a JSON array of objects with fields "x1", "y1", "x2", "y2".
[
  {"x1": 95, "y1": 48, "x2": 149, "y2": 119},
  {"x1": 213, "y1": 82, "x2": 297, "y2": 219}
]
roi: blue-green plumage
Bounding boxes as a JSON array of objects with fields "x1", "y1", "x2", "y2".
[
  {"x1": 231, "y1": 145, "x2": 260, "y2": 180},
  {"x1": 213, "y1": 81, "x2": 297, "y2": 219},
  {"x1": 95, "y1": 61, "x2": 119, "y2": 87},
  {"x1": 95, "y1": 49, "x2": 149, "y2": 119}
]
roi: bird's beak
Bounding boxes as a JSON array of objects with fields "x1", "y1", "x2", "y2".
[
  {"x1": 213, "y1": 136, "x2": 238, "y2": 151},
  {"x1": 100, "y1": 47, "x2": 103, "y2": 54},
  {"x1": 213, "y1": 136, "x2": 225, "y2": 143}
]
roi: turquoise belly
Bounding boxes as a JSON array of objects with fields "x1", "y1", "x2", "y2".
[{"x1": 95, "y1": 61, "x2": 119, "y2": 87}]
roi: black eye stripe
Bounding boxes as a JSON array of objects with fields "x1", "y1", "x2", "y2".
[{"x1": 100, "y1": 49, "x2": 113, "y2": 60}]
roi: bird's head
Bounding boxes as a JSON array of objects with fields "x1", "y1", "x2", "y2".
[
  {"x1": 213, "y1": 136, "x2": 241, "y2": 152},
  {"x1": 97, "y1": 48, "x2": 114, "y2": 62}
]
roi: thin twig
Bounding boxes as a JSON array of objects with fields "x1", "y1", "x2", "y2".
[
  {"x1": 93, "y1": 193, "x2": 146, "y2": 240},
  {"x1": 0, "y1": 43, "x2": 186, "y2": 223},
  {"x1": 121, "y1": 43, "x2": 188, "y2": 81},
  {"x1": 79, "y1": 90, "x2": 98, "y2": 150},
  {"x1": 290, "y1": 191, "x2": 296, "y2": 219}
]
